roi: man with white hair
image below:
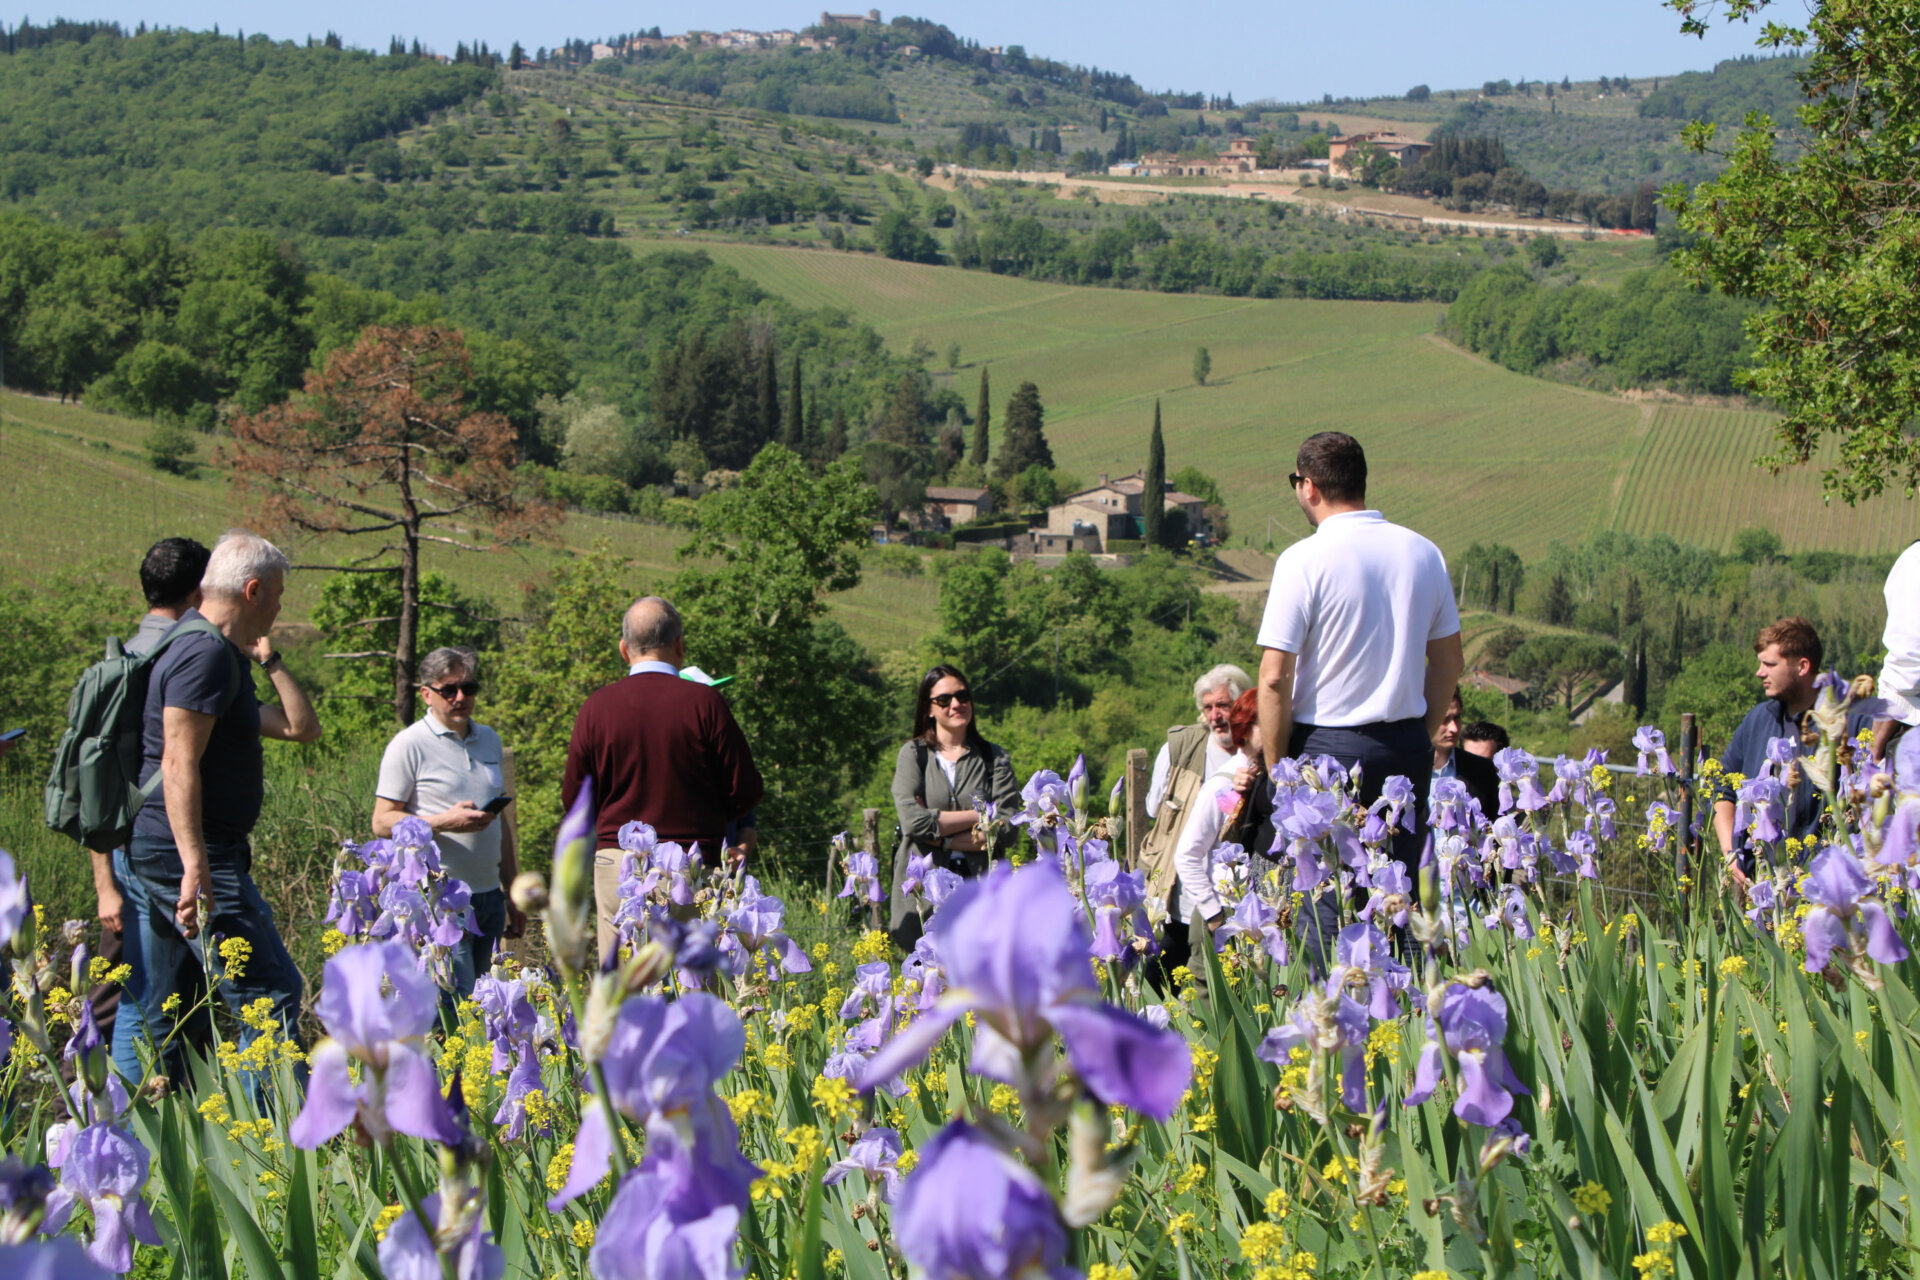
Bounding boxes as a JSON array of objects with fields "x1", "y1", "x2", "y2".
[
  {"x1": 127, "y1": 529, "x2": 321, "y2": 1083},
  {"x1": 1137, "y1": 662, "x2": 1251, "y2": 981}
]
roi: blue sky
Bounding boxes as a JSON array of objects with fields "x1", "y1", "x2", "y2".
[{"x1": 60, "y1": 0, "x2": 1783, "y2": 103}]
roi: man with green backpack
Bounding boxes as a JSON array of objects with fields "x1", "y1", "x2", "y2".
[{"x1": 51, "y1": 530, "x2": 322, "y2": 1086}]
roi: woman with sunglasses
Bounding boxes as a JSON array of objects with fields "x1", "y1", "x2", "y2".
[{"x1": 886, "y1": 664, "x2": 1020, "y2": 948}]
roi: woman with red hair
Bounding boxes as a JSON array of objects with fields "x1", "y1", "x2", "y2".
[{"x1": 1171, "y1": 688, "x2": 1274, "y2": 949}]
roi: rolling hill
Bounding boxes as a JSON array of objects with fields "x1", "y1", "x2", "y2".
[{"x1": 653, "y1": 239, "x2": 1920, "y2": 560}]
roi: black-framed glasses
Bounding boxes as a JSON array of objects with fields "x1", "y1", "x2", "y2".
[
  {"x1": 424, "y1": 681, "x2": 480, "y2": 699},
  {"x1": 1288, "y1": 472, "x2": 1306, "y2": 489},
  {"x1": 931, "y1": 690, "x2": 973, "y2": 708}
]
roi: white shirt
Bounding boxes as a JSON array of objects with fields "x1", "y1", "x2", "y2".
[
  {"x1": 1880, "y1": 542, "x2": 1920, "y2": 725},
  {"x1": 1257, "y1": 509, "x2": 1460, "y2": 727},
  {"x1": 629, "y1": 659, "x2": 680, "y2": 676},
  {"x1": 1146, "y1": 734, "x2": 1233, "y2": 818},
  {"x1": 375, "y1": 712, "x2": 506, "y2": 893},
  {"x1": 1172, "y1": 750, "x2": 1248, "y2": 922}
]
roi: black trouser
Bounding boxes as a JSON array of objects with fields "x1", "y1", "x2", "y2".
[{"x1": 1291, "y1": 718, "x2": 1432, "y2": 973}]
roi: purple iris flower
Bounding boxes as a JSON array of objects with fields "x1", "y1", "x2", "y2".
[
  {"x1": 1492, "y1": 748, "x2": 1549, "y2": 813},
  {"x1": 1632, "y1": 727, "x2": 1676, "y2": 777},
  {"x1": 492, "y1": 1047, "x2": 550, "y2": 1142},
  {"x1": 1736, "y1": 777, "x2": 1788, "y2": 846},
  {"x1": 1483, "y1": 887, "x2": 1535, "y2": 940},
  {"x1": 1214, "y1": 891, "x2": 1289, "y2": 966},
  {"x1": 893, "y1": 1121, "x2": 1073, "y2": 1280},
  {"x1": 549, "y1": 993, "x2": 760, "y2": 1212},
  {"x1": 471, "y1": 976, "x2": 540, "y2": 1071},
  {"x1": 1585, "y1": 792, "x2": 1618, "y2": 841},
  {"x1": 719, "y1": 877, "x2": 811, "y2": 978},
  {"x1": 838, "y1": 850, "x2": 886, "y2": 905},
  {"x1": 1561, "y1": 831, "x2": 1600, "y2": 880},
  {"x1": 898, "y1": 851, "x2": 934, "y2": 900},
  {"x1": 1877, "y1": 797, "x2": 1920, "y2": 868},
  {"x1": 651, "y1": 843, "x2": 703, "y2": 908},
  {"x1": 1016, "y1": 771, "x2": 1072, "y2": 852},
  {"x1": 1274, "y1": 787, "x2": 1344, "y2": 842},
  {"x1": 0, "y1": 1154, "x2": 55, "y2": 1240},
  {"x1": 326, "y1": 868, "x2": 379, "y2": 938},
  {"x1": 1333, "y1": 923, "x2": 1410, "y2": 1019},
  {"x1": 1357, "y1": 861, "x2": 1412, "y2": 929},
  {"x1": 840, "y1": 961, "x2": 893, "y2": 1019},
  {"x1": 1066, "y1": 754, "x2": 1088, "y2": 815},
  {"x1": 1256, "y1": 979, "x2": 1372, "y2": 1112},
  {"x1": 0, "y1": 852, "x2": 28, "y2": 951},
  {"x1": 901, "y1": 937, "x2": 946, "y2": 1011},
  {"x1": 1083, "y1": 861, "x2": 1155, "y2": 965},
  {"x1": 378, "y1": 1193, "x2": 505, "y2": 1280},
  {"x1": 1427, "y1": 777, "x2": 1484, "y2": 835},
  {"x1": 1373, "y1": 775, "x2": 1416, "y2": 832},
  {"x1": 1763, "y1": 735, "x2": 1799, "y2": 774},
  {"x1": 1745, "y1": 876, "x2": 1778, "y2": 928},
  {"x1": 1405, "y1": 982, "x2": 1529, "y2": 1127},
  {"x1": 0, "y1": 1240, "x2": 112, "y2": 1280},
  {"x1": 823, "y1": 1127, "x2": 905, "y2": 1202},
  {"x1": 1800, "y1": 844, "x2": 1911, "y2": 973},
  {"x1": 588, "y1": 1159, "x2": 742, "y2": 1280},
  {"x1": 289, "y1": 940, "x2": 463, "y2": 1149},
  {"x1": 921, "y1": 866, "x2": 964, "y2": 913},
  {"x1": 856, "y1": 860, "x2": 1191, "y2": 1119},
  {"x1": 41, "y1": 1125, "x2": 161, "y2": 1273},
  {"x1": 618, "y1": 820, "x2": 660, "y2": 860}
]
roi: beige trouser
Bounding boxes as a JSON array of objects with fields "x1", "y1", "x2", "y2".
[{"x1": 594, "y1": 848, "x2": 624, "y2": 960}]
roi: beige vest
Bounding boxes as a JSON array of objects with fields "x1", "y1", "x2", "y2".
[{"x1": 1138, "y1": 722, "x2": 1213, "y2": 902}]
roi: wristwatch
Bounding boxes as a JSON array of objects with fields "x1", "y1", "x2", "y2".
[{"x1": 259, "y1": 651, "x2": 285, "y2": 672}]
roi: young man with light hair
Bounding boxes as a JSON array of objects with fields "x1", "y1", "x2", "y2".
[
  {"x1": 1137, "y1": 662, "x2": 1252, "y2": 983},
  {"x1": 127, "y1": 529, "x2": 321, "y2": 1083},
  {"x1": 374, "y1": 646, "x2": 524, "y2": 996}
]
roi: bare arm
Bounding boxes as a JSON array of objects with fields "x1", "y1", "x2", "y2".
[
  {"x1": 161, "y1": 706, "x2": 216, "y2": 939},
  {"x1": 1423, "y1": 633, "x2": 1466, "y2": 742},
  {"x1": 1257, "y1": 648, "x2": 1297, "y2": 768},
  {"x1": 90, "y1": 849, "x2": 123, "y2": 934},
  {"x1": 1714, "y1": 800, "x2": 1737, "y2": 860},
  {"x1": 250, "y1": 639, "x2": 321, "y2": 743},
  {"x1": 371, "y1": 794, "x2": 495, "y2": 837}
]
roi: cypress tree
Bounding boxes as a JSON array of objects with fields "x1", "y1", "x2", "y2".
[
  {"x1": 825, "y1": 406, "x2": 848, "y2": 461},
  {"x1": 970, "y1": 367, "x2": 991, "y2": 467},
  {"x1": 1142, "y1": 400, "x2": 1166, "y2": 548},
  {"x1": 757, "y1": 347, "x2": 780, "y2": 452},
  {"x1": 994, "y1": 381, "x2": 1053, "y2": 480},
  {"x1": 878, "y1": 374, "x2": 924, "y2": 446},
  {"x1": 782, "y1": 355, "x2": 803, "y2": 449}
]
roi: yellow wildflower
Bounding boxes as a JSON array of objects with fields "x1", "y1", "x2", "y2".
[
  {"x1": 1645, "y1": 1221, "x2": 1687, "y2": 1246},
  {"x1": 1571, "y1": 1182, "x2": 1611, "y2": 1216},
  {"x1": 811, "y1": 1076, "x2": 858, "y2": 1124},
  {"x1": 1174, "y1": 1162, "x2": 1206, "y2": 1195},
  {"x1": 372, "y1": 1205, "x2": 405, "y2": 1241},
  {"x1": 571, "y1": 1220, "x2": 595, "y2": 1248},
  {"x1": 217, "y1": 936, "x2": 252, "y2": 980},
  {"x1": 1265, "y1": 1188, "x2": 1290, "y2": 1218},
  {"x1": 1717, "y1": 956, "x2": 1748, "y2": 979},
  {"x1": 850, "y1": 931, "x2": 892, "y2": 964}
]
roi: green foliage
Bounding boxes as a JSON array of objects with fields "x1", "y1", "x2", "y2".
[
  {"x1": 487, "y1": 547, "x2": 639, "y2": 863},
  {"x1": 993, "y1": 381, "x2": 1053, "y2": 480},
  {"x1": 674, "y1": 446, "x2": 887, "y2": 840},
  {"x1": 1508, "y1": 632, "x2": 1621, "y2": 712},
  {"x1": 0, "y1": 568, "x2": 133, "y2": 771},
  {"x1": 1191, "y1": 346, "x2": 1210, "y2": 386},
  {"x1": 1638, "y1": 53, "x2": 1808, "y2": 123},
  {"x1": 1445, "y1": 264, "x2": 1755, "y2": 394},
  {"x1": 309, "y1": 570, "x2": 502, "y2": 742},
  {"x1": 1660, "y1": 641, "x2": 1756, "y2": 748},
  {"x1": 1143, "y1": 402, "x2": 1166, "y2": 549},
  {"x1": 1666, "y1": 4, "x2": 1920, "y2": 500},
  {"x1": 873, "y1": 208, "x2": 940, "y2": 264}
]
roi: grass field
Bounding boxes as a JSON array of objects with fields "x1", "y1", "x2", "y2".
[
  {"x1": 0, "y1": 391, "x2": 939, "y2": 653},
  {"x1": 655, "y1": 240, "x2": 1920, "y2": 560}
]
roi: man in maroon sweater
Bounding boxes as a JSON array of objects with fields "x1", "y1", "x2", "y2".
[{"x1": 561, "y1": 596, "x2": 762, "y2": 957}]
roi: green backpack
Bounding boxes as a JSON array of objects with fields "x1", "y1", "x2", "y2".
[{"x1": 43, "y1": 618, "x2": 241, "y2": 851}]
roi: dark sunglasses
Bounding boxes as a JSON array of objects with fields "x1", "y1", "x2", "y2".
[
  {"x1": 424, "y1": 681, "x2": 480, "y2": 699},
  {"x1": 931, "y1": 690, "x2": 972, "y2": 708},
  {"x1": 1288, "y1": 472, "x2": 1306, "y2": 489}
]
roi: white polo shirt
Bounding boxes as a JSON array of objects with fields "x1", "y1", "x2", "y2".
[
  {"x1": 375, "y1": 712, "x2": 507, "y2": 893},
  {"x1": 1880, "y1": 542, "x2": 1920, "y2": 725},
  {"x1": 1257, "y1": 509, "x2": 1460, "y2": 727}
]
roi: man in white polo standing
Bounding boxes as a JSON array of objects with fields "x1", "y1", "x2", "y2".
[
  {"x1": 1256, "y1": 431, "x2": 1463, "y2": 961},
  {"x1": 374, "y1": 645, "x2": 524, "y2": 996}
]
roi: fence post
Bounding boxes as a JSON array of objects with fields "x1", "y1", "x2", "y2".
[
  {"x1": 1124, "y1": 747, "x2": 1149, "y2": 867},
  {"x1": 861, "y1": 807, "x2": 883, "y2": 930},
  {"x1": 1676, "y1": 712, "x2": 1696, "y2": 922}
]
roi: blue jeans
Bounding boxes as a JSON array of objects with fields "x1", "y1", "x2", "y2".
[
  {"x1": 108, "y1": 848, "x2": 150, "y2": 1081},
  {"x1": 126, "y1": 830, "x2": 304, "y2": 1086},
  {"x1": 448, "y1": 888, "x2": 507, "y2": 1001},
  {"x1": 1289, "y1": 719, "x2": 1433, "y2": 973}
]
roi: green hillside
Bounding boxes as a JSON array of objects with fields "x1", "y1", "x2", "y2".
[
  {"x1": 0, "y1": 390, "x2": 939, "y2": 653},
  {"x1": 660, "y1": 240, "x2": 1920, "y2": 559}
]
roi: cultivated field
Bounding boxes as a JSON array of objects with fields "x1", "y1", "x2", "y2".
[
  {"x1": 0, "y1": 391, "x2": 939, "y2": 652},
  {"x1": 661, "y1": 241, "x2": 1920, "y2": 560}
]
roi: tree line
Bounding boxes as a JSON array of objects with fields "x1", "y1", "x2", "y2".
[{"x1": 1443, "y1": 263, "x2": 1756, "y2": 395}]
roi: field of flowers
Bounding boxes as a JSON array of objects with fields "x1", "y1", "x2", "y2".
[{"x1": 1, "y1": 673, "x2": 1917, "y2": 1280}]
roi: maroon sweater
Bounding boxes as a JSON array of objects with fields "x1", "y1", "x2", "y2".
[{"x1": 560, "y1": 671, "x2": 763, "y2": 852}]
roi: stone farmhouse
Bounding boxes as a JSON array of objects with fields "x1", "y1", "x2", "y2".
[
  {"x1": 1045, "y1": 472, "x2": 1209, "y2": 552},
  {"x1": 1129, "y1": 136, "x2": 1261, "y2": 178},
  {"x1": 1328, "y1": 130, "x2": 1433, "y2": 171},
  {"x1": 923, "y1": 486, "x2": 994, "y2": 527}
]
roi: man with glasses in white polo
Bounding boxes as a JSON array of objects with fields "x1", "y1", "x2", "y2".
[{"x1": 373, "y1": 645, "x2": 524, "y2": 995}]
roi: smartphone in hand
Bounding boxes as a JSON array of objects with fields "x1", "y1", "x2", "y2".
[{"x1": 482, "y1": 794, "x2": 514, "y2": 814}]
